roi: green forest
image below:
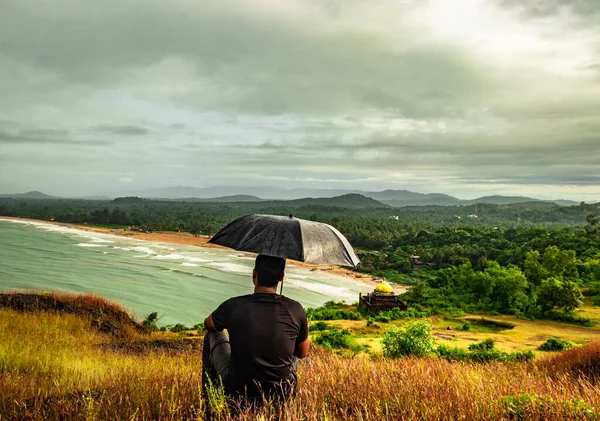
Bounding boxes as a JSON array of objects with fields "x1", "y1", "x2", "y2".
[{"x1": 1, "y1": 196, "x2": 599, "y2": 325}]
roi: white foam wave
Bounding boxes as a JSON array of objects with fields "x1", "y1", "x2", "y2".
[
  {"x1": 286, "y1": 278, "x2": 350, "y2": 297},
  {"x1": 113, "y1": 246, "x2": 156, "y2": 255},
  {"x1": 90, "y1": 238, "x2": 115, "y2": 244},
  {"x1": 187, "y1": 257, "x2": 210, "y2": 263},
  {"x1": 129, "y1": 246, "x2": 157, "y2": 254},
  {"x1": 75, "y1": 243, "x2": 106, "y2": 248},
  {"x1": 181, "y1": 262, "x2": 199, "y2": 267},
  {"x1": 152, "y1": 253, "x2": 186, "y2": 260},
  {"x1": 207, "y1": 262, "x2": 252, "y2": 274}
]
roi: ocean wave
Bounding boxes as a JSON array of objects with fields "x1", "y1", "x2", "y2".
[
  {"x1": 75, "y1": 243, "x2": 106, "y2": 248},
  {"x1": 152, "y1": 253, "x2": 186, "y2": 260},
  {"x1": 187, "y1": 257, "x2": 210, "y2": 263},
  {"x1": 181, "y1": 262, "x2": 200, "y2": 267},
  {"x1": 90, "y1": 238, "x2": 115, "y2": 244},
  {"x1": 161, "y1": 268, "x2": 205, "y2": 278},
  {"x1": 207, "y1": 262, "x2": 252, "y2": 275},
  {"x1": 113, "y1": 246, "x2": 157, "y2": 255},
  {"x1": 286, "y1": 278, "x2": 351, "y2": 298}
]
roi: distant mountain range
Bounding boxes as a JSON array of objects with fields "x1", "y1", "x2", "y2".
[
  {"x1": 125, "y1": 186, "x2": 579, "y2": 207},
  {"x1": 0, "y1": 187, "x2": 583, "y2": 208},
  {"x1": 0, "y1": 191, "x2": 111, "y2": 200},
  {"x1": 0, "y1": 191, "x2": 55, "y2": 199},
  {"x1": 182, "y1": 194, "x2": 266, "y2": 203}
]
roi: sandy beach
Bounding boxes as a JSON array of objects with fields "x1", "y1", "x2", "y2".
[{"x1": 0, "y1": 216, "x2": 391, "y2": 290}]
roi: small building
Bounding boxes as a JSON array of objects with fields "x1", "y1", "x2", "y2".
[
  {"x1": 358, "y1": 282, "x2": 407, "y2": 312},
  {"x1": 409, "y1": 255, "x2": 426, "y2": 270}
]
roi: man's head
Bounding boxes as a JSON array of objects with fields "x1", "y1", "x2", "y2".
[{"x1": 253, "y1": 254, "x2": 286, "y2": 288}]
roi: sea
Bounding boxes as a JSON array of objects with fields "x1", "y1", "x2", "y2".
[{"x1": 0, "y1": 219, "x2": 372, "y2": 325}]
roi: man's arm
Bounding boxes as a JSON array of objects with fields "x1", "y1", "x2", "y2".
[
  {"x1": 205, "y1": 299, "x2": 233, "y2": 331},
  {"x1": 294, "y1": 305, "x2": 310, "y2": 359},
  {"x1": 204, "y1": 314, "x2": 216, "y2": 330},
  {"x1": 294, "y1": 337, "x2": 310, "y2": 359}
]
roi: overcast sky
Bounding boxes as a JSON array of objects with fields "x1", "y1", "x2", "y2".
[{"x1": 1, "y1": 0, "x2": 599, "y2": 200}]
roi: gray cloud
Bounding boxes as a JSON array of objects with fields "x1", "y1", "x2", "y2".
[
  {"x1": 0, "y1": 0, "x2": 599, "y2": 200},
  {"x1": 0, "y1": 129, "x2": 112, "y2": 146},
  {"x1": 95, "y1": 125, "x2": 150, "y2": 136}
]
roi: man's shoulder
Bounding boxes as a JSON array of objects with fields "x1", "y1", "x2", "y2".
[
  {"x1": 279, "y1": 296, "x2": 306, "y2": 313},
  {"x1": 221, "y1": 294, "x2": 254, "y2": 305},
  {"x1": 215, "y1": 294, "x2": 253, "y2": 309}
]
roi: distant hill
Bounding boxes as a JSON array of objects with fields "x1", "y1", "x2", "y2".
[
  {"x1": 367, "y1": 189, "x2": 457, "y2": 202},
  {"x1": 552, "y1": 199, "x2": 581, "y2": 207},
  {"x1": 183, "y1": 195, "x2": 265, "y2": 203},
  {"x1": 0, "y1": 191, "x2": 55, "y2": 199},
  {"x1": 381, "y1": 197, "x2": 462, "y2": 207},
  {"x1": 282, "y1": 194, "x2": 389, "y2": 210},
  {"x1": 74, "y1": 195, "x2": 112, "y2": 201},
  {"x1": 112, "y1": 197, "x2": 148, "y2": 204}
]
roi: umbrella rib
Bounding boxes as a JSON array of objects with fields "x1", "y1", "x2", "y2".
[{"x1": 328, "y1": 225, "x2": 358, "y2": 266}]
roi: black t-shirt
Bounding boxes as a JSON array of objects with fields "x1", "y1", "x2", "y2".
[{"x1": 211, "y1": 293, "x2": 309, "y2": 399}]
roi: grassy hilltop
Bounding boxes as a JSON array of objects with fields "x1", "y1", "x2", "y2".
[{"x1": 1, "y1": 292, "x2": 600, "y2": 420}]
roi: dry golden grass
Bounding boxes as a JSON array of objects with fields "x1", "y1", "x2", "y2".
[{"x1": 2, "y1": 293, "x2": 600, "y2": 420}]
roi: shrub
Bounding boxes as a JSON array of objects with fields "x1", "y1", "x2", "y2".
[
  {"x1": 193, "y1": 322, "x2": 205, "y2": 332},
  {"x1": 437, "y1": 344, "x2": 535, "y2": 363},
  {"x1": 364, "y1": 308, "x2": 431, "y2": 323},
  {"x1": 142, "y1": 312, "x2": 160, "y2": 332},
  {"x1": 315, "y1": 328, "x2": 354, "y2": 349},
  {"x1": 310, "y1": 321, "x2": 330, "y2": 331},
  {"x1": 468, "y1": 339, "x2": 495, "y2": 352},
  {"x1": 436, "y1": 344, "x2": 469, "y2": 361},
  {"x1": 382, "y1": 321, "x2": 435, "y2": 358},
  {"x1": 169, "y1": 323, "x2": 190, "y2": 333},
  {"x1": 447, "y1": 308, "x2": 466, "y2": 318},
  {"x1": 310, "y1": 309, "x2": 361, "y2": 321},
  {"x1": 539, "y1": 337, "x2": 574, "y2": 352},
  {"x1": 322, "y1": 300, "x2": 345, "y2": 309},
  {"x1": 593, "y1": 295, "x2": 600, "y2": 306},
  {"x1": 374, "y1": 314, "x2": 390, "y2": 323},
  {"x1": 459, "y1": 321, "x2": 471, "y2": 331}
]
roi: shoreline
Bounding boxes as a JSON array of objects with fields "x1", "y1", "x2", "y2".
[{"x1": 0, "y1": 216, "x2": 397, "y2": 291}]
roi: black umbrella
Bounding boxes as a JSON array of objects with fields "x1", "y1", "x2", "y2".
[{"x1": 208, "y1": 214, "x2": 360, "y2": 267}]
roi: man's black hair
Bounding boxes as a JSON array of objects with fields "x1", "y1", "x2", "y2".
[{"x1": 254, "y1": 254, "x2": 286, "y2": 287}]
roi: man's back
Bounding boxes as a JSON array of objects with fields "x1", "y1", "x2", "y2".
[{"x1": 211, "y1": 293, "x2": 308, "y2": 400}]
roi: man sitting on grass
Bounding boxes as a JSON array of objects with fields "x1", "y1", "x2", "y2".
[{"x1": 203, "y1": 254, "x2": 310, "y2": 408}]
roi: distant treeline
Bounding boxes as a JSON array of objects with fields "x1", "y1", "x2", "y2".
[{"x1": 1, "y1": 197, "x2": 599, "y2": 322}]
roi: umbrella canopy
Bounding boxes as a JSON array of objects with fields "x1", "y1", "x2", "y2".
[{"x1": 208, "y1": 214, "x2": 360, "y2": 267}]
